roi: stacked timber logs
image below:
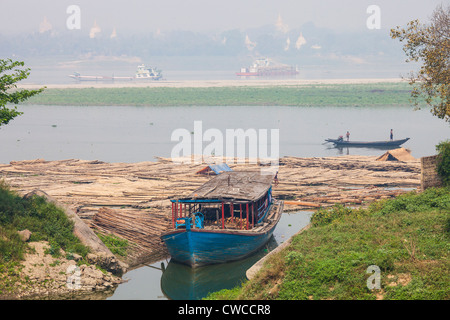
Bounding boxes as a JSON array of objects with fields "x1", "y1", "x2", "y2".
[
  {"x1": 284, "y1": 187, "x2": 409, "y2": 208},
  {"x1": 0, "y1": 155, "x2": 421, "y2": 266},
  {"x1": 92, "y1": 207, "x2": 170, "y2": 265}
]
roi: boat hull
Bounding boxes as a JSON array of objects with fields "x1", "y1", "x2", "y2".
[
  {"x1": 161, "y1": 223, "x2": 278, "y2": 267},
  {"x1": 325, "y1": 138, "x2": 410, "y2": 148},
  {"x1": 69, "y1": 75, "x2": 134, "y2": 81}
]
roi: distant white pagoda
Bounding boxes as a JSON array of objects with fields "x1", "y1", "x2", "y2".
[
  {"x1": 110, "y1": 27, "x2": 117, "y2": 39},
  {"x1": 89, "y1": 20, "x2": 101, "y2": 38},
  {"x1": 295, "y1": 33, "x2": 306, "y2": 50},
  {"x1": 275, "y1": 13, "x2": 289, "y2": 33},
  {"x1": 245, "y1": 34, "x2": 256, "y2": 51},
  {"x1": 39, "y1": 16, "x2": 52, "y2": 33}
]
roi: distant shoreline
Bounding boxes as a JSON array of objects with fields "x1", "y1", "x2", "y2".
[
  {"x1": 19, "y1": 78, "x2": 406, "y2": 90},
  {"x1": 20, "y1": 79, "x2": 417, "y2": 107}
]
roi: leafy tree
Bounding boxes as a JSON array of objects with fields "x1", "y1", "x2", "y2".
[
  {"x1": 0, "y1": 58, "x2": 45, "y2": 126},
  {"x1": 390, "y1": 4, "x2": 450, "y2": 122}
]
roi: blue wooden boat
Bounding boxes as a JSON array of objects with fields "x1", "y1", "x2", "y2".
[{"x1": 160, "y1": 171, "x2": 283, "y2": 268}]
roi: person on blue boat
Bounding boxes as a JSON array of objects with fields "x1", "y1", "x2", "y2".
[
  {"x1": 346, "y1": 131, "x2": 350, "y2": 141},
  {"x1": 390, "y1": 129, "x2": 393, "y2": 141}
]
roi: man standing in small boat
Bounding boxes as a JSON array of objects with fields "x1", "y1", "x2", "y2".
[
  {"x1": 346, "y1": 131, "x2": 350, "y2": 141},
  {"x1": 390, "y1": 129, "x2": 393, "y2": 141}
]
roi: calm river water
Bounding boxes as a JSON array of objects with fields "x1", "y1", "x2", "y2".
[
  {"x1": 0, "y1": 104, "x2": 448, "y2": 164},
  {"x1": 0, "y1": 104, "x2": 448, "y2": 300}
]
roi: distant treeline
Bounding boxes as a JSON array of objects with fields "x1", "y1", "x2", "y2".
[
  {"x1": 25, "y1": 83, "x2": 419, "y2": 107},
  {"x1": 0, "y1": 22, "x2": 404, "y2": 59}
]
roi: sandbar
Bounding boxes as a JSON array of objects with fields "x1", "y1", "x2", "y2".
[{"x1": 18, "y1": 78, "x2": 406, "y2": 90}]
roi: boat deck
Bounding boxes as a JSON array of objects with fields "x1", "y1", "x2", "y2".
[{"x1": 173, "y1": 200, "x2": 284, "y2": 235}]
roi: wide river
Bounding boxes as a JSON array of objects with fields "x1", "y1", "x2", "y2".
[
  {"x1": 0, "y1": 104, "x2": 448, "y2": 299},
  {"x1": 0, "y1": 104, "x2": 448, "y2": 164}
]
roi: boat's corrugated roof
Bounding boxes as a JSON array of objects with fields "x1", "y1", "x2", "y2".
[
  {"x1": 209, "y1": 163, "x2": 232, "y2": 174},
  {"x1": 196, "y1": 163, "x2": 232, "y2": 175},
  {"x1": 181, "y1": 171, "x2": 274, "y2": 202}
]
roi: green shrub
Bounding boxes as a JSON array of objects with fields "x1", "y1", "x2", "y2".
[
  {"x1": 0, "y1": 182, "x2": 90, "y2": 262},
  {"x1": 372, "y1": 187, "x2": 450, "y2": 215},
  {"x1": 311, "y1": 204, "x2": 367, "y2": 227},
  {"x1": 285, "y1": 251, "x2": 304, "y2": 266},
  {"x1": 436, "y1": 140, "x2": 450, "y2": 186},
  {"x1": 0, "y1": 227, "x2": 27, "y2": 263},
  {"x1": 97, "y1": 233, "x2": 129, "y2": 257}
]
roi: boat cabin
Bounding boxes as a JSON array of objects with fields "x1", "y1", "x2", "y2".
[{"x1": 170, "y1": 171, "x2": 274, "y2": 231}]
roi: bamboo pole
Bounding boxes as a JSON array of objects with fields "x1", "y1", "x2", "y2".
[
  {"x1": 221, "y1": 202, "x2": 224, "y2": 229},
  {"x1": 246, "y1": 203, "x2": 249, "y2": 230},
  {"x1": 171, "y1": 202, "x2": 174, "y2": 228},
  {"x1": 252, "y1": 203, "x2": 254, "y2": 229},
  {"x1": 240, "y1": 204, "x2": 243, "y2": 230},
  {"x1": 230, "y1": 202, "x2": 233, "y2": 223}
]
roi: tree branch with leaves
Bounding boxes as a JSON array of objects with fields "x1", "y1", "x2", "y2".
[
  {"x1": 0, "y1": 58, "x2": 45, "y2": 127},
  {"x1": 390, "y1": 4, "x2": 450, "y2": 122}
]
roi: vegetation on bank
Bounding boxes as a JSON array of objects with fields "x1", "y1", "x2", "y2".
[
  {"x1": 24, "y1": 83, "x2": 421, "y2": 107},
  {"x1": 0, "y1": 181, "x2": 90, "y2": 296},
  {"x1": 436, "y1": 140, "x2": 450, "y2": 187},
  {"x1": 206, "y1": 187, "x2": 450, "y2": 300},
  {"x1": 97, "y1": 233, "x2": 129, "y2": 258}
]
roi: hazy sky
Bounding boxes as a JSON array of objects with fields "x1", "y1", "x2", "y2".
[{"x1": 0, "y1": 0, "x2": 447, "y2": 35}]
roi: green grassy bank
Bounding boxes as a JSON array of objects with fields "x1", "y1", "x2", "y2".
[
  {"x1": 0, "y1": 181, "x2": 91, "y2": 296},
  {"x1": 207, "y1": 187, "x2": 450, "y2": 300},
  {"x1": 0, "y1": 181, "x2": 129, "y2": 297},
  {"x1": 25, "y1": 82, "x2": 418, "y2": 107}
]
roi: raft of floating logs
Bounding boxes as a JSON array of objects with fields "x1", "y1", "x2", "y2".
[{"x1": 0, "y1": 155, "x2": 421, "y2": 267}]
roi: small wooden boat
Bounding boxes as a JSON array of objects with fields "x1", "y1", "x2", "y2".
[
  {"x1": 160, "y1": 171, "x2": 283, "y2": 268},
  {"x1": 325, "y1": 137, "x2": 410, "y2": 148}
]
